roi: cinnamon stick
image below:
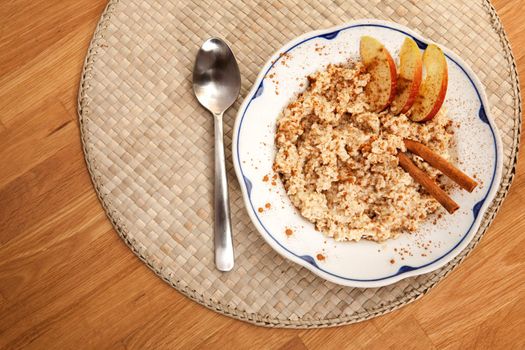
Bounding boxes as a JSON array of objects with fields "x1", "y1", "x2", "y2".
[
  {"x1": 397, "y1": 152, "x2": 459, "y2": 214},
  {"x1": 404, "y1": 139, "x2": 478, "y2": 192}
]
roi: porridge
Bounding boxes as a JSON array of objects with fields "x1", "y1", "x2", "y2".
[{"x1": 273, "y1": 62, "x2": 454, "y2": 242}]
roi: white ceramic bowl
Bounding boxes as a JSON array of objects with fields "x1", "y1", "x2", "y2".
[{"x1": 232, "y1": 19, "x2": 503, "y2": 288}]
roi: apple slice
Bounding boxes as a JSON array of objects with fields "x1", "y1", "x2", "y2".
[
  {"x1": 360, "y1": 36, "x2": 397, "y2": 112},
  {"x1": 409, "y1": 44, "x2": 448, "y2": 122},
  {"x1": 391, "y1": 38, "x2": 423, "y2": 114}
]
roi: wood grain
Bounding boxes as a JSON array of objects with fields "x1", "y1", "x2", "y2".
[{"x1": 0, "y1": 1, "x2": 524, "y2": 349}]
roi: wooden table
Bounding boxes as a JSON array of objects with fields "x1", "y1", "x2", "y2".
[{"x1": 1, "y1": 1, "x2": 524, "y2": 349}]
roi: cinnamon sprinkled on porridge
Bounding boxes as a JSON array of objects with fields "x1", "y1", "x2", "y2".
[{"x1": 273, "y1": 62, "x2": 454, "y2": 242}]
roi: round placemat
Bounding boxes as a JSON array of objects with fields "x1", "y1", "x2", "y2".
[{"x1": 78, "y1": 0, "x2": 521, "y2": 328}]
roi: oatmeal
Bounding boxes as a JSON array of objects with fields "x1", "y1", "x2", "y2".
[{"x1": 273, "y1": 62, "x2": 454, "y2": 242}]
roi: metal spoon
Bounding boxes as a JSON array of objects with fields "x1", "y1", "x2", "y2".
[{"x1": 192, "y1": 38, "x2": 240, "y2": 271}]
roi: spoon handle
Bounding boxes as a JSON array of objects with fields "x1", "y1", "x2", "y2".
[{"x1": 213, "y1": 112, "x2": 234, "y2": 271}]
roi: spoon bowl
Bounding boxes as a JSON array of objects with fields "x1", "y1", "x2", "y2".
[{"x1": 193, "y1": 38, "x2": 241, "y2": 115}]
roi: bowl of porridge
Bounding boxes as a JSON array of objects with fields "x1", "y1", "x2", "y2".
[{"x1": 232, "y1": 19, "x2": 502, "y2": 287}]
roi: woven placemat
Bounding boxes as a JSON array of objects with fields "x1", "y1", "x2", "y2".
[{"x1": 78, "y1": 0, "x2": 521, "y2": 328}]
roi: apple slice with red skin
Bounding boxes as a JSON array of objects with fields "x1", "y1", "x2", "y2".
[
  {"x1": 360, "y1": 36, "x2": 397, "y2": 112},
  {"x1": 391, "y1": 38, "x2": 423, "y2": 115},
  {"x1": 409, "y1": 44, "x2": 448, "y2": 122}
]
